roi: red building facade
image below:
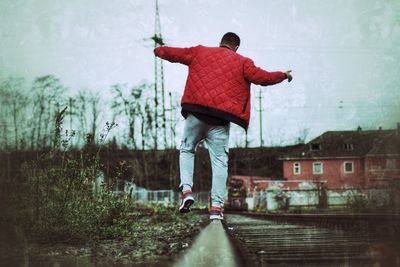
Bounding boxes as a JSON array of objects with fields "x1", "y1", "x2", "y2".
[
  {"x1": 283, "y1": 158, "x2": 365, "y2": 189},
  {"x1": 281, "y1": 126, "x2": 400, "y2": 190}
]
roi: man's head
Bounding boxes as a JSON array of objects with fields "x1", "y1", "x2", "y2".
[{"x1": 220, "y1": 32, "x2": 240, "y2": 52}]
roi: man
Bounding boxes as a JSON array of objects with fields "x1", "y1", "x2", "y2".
[{"x1": 154, "y1": 32, "x2": 292, "y2": 220}]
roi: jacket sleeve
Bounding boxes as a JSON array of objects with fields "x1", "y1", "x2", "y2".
[
  {"x1": 243, "y1": 58, "x2": 286, "y2": 86},
  {"x1": 154, "y1": 46, "x2": 196, "y2": 66}
]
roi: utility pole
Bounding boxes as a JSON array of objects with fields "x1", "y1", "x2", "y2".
[
  {"x1": 166, "y1": 92, "x2": 177, "y2": 149},
  {"x1": 152, "y1": 0, "x2": 167, "y2": 149},
  {"x1": 255, "y1": 87, "x2": 264, "y2": 147}
]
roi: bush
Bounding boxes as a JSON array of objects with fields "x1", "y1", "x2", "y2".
[
  {"x1": 20, "y1": 117, "x2": 133, "y2": 243},
  {"x1": 346, "y1": 190, "x2": 372, "y2": 213},
  {"x1": 26, "y1": 157, "x2": 131, "y2": 242}
]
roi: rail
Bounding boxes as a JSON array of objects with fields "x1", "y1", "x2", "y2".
[{"x1": 223, "y1": 213, "x2": 400, "y2": 267}]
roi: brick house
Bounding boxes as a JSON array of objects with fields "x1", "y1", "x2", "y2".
[{"x1": 280, "y1": 125, "x2": 400, "y2": 190}]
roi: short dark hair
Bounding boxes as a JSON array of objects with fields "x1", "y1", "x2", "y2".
[{"x1": 221, "y1": 32, "x2": 240, "y2": 47}]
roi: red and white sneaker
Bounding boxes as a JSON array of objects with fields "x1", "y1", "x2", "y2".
[
  {"x1": 179, "y1": 190, "x2": 194, "y2": 213},
  {"x1": 209, "y1": 206, "x2": 224, "y2": 220}
]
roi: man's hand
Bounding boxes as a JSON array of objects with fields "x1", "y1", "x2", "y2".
[
  {"x1": 153, "y1": 47, "x2": 161, "y2": 57},
  {"x1": 285, "y1": 70, "x2": 293, "y2": 82}
]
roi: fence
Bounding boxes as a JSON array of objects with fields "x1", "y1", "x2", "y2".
[
  {"x1": 250, "y1": 187, "x2": 400, "y2": 213},
  {"x1": 128, "y1": 189, "x2": 210, "y2": 208}
]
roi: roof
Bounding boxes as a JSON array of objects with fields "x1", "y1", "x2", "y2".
[
  {"x1": 367, "y1": 131, "x2": 400, "y2": 157},
  {"x1": 280, "y1": 129, "x2": 399, "y2": 160}
]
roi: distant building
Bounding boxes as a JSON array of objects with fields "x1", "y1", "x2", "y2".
[{"x1": 280, "y1": 125, "x2": 400, "y2": 190}]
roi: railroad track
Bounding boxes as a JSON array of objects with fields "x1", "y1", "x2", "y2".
[{"x1": 223, "y1": 213, "x2": 400, "y2": 267}]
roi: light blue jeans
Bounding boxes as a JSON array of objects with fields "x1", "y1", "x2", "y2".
[{"x1": 179, "y1": 114, "x2": 230, "y2": 208}]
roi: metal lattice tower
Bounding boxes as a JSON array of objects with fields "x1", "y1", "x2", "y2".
[{"x1": 152, "y1": 0, "x2": 167, "y2": 149}]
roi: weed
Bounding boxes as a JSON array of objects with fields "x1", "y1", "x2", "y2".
[{"x1": 21, "y1": 108, "x2": 129, "y2": 243}]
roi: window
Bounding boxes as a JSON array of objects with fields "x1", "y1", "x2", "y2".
[
  {"x1": 310, "y1": 143, "x2": 321, "y2": 151},
  {"x1": 386, "y1": 159, "x2": 397, "y2": 169},
  {"x1": 344, "y1": 161, "x2": 354, "y2": 173},
  {"x1": 293, "y1": 162, "x2": 301, "y2": 175},
  {"x1": 344, "y1": 143, "x2": 354, "y2": 151},
  {"x1": 313, "y1": 162, "x2": 323, "y2": 174}
]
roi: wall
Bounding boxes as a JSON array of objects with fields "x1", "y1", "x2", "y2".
[
  {"x1": 283, "y1": 159, "x2": 365, "y2": 189},
  {"x1": 365, "y1": 157, "x2": 400, "y2": 188}
]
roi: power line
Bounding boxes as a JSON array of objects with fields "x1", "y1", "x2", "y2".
[{"x1": 261, "y1": 104, "x2": 399, "y2": 110}]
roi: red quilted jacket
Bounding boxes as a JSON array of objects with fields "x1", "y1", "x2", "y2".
[{"x1": 154, "y1": 45, "x2": 286, "y2": 129}]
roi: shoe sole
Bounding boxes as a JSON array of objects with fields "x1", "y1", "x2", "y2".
[
  {"x1": 209, "y1": 214, "x2": 224, "y2": 220},
  {"x1": 179, "y1": 197, "x2": 194, "y2": 213}
]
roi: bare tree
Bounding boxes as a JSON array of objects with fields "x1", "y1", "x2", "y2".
[
  {"x1": 76, "y1": 90, "x2": 88, "y2": 145},
  {"x1": 64, "y1": 97, "x2": 79, "y2": 147},
  {"x1": 0, "y1": 77, "x2": 29, "y2": 150},
  {"x1": 111, "y1": 84, "x2": 137, "y2": 149},
  {"x1": 297, "y1": 128, "x2": 310, "y2": 144},
  {"x1": 144, "y1": 99, "x2": 155, "y2": 149},
  {"x1": 31, "y1": 75, "x2": 65, "y2": 149},
  {"x1": 137, "y1": 100, "x2": 148, "y2": 150},
  {"x1": 0, "y1": 80, "x2": 10, "y2": 150},
  {"x1": 89, "y1": 92, "x2": 101, "y2": 144},
  {"x1": 111, "y1": 82, "x2": 154, "y2": 149}
]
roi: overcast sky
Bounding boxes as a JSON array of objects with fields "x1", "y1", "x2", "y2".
[{"x1": 1, "y1": 0, "x2": 399, "y2": 146}]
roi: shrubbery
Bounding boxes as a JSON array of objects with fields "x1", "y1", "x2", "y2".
[
  {"x1": 19, "y1": 116, "x2": 133, "y2": 243},
  {"x1": 2, "y1": 108, "x2": 207, "y2": 264}
]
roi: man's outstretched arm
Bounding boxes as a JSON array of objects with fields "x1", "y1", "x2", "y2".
[
  {"x1": 243, "y1": 58, "x2": 292, "y2": 85},
  {"x1": 154, "y1": 46, "x2": 196, "y2": 66}
]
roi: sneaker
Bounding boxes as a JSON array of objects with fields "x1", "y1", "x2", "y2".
[
  {"x1": 209, "y1": 206, "x2": 224, "y2": 220},
  {"x1": 179, "y1": 190, "x2": 194, "y2": 213}
]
